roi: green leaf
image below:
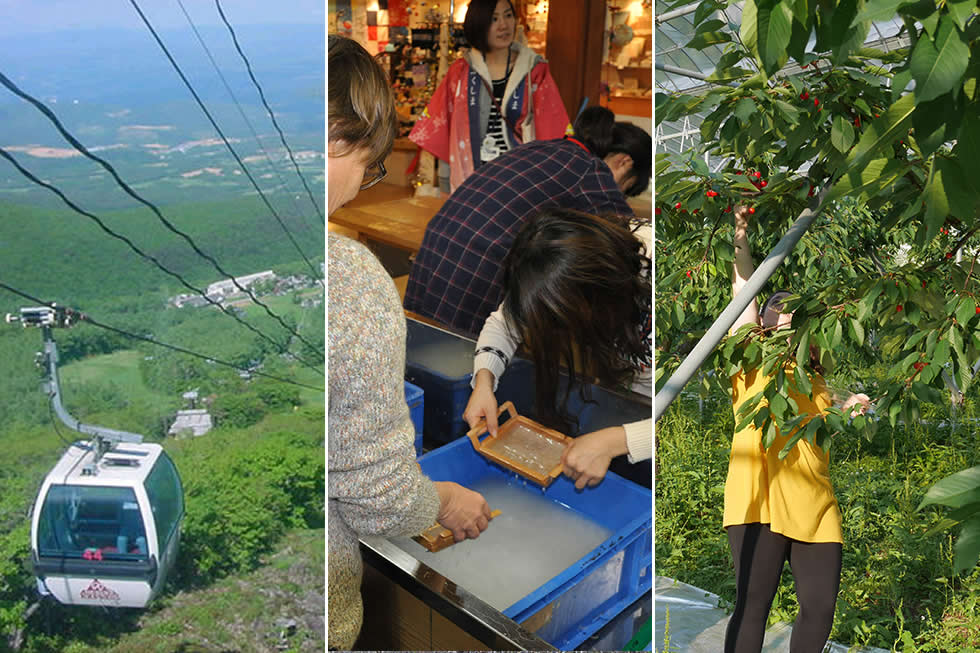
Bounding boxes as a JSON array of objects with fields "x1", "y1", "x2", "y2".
[
  {"x1": 735, "y1": 97, "x2": 758, "y2": 123},
  {"x1": 831, "y1": 114, "x2": 856, "y2": 152},
  {"x1": 845, "y1": 92, "x2": 916, "y2": 172},
  {"x1": 911, "y1": 94, "x2": 961, "y2": 158},
  {"x1": 852, "y1": 0, "x2": 915, "y2": 25},
  {"x1": 955, "y1": 298, "x2": 977, "y2": 327},
  {"x1": 910, "y1": 16, "x2": 971, "y2": 104},
  {"x1": 919, "y1": 160, "x2": 953, "y2": 244},
  {"x1": 952, "y1": 515, "x2": 980, "y2": 573},
  {"x1": 947, "y1": 0, "x2": 976, "y2": 32},
  {"x1": 793, "y1": 365, "x2": 812, "y2": 396},
  {"x1": 741, "y1": 0, "x2": 760, "y2": 57},
  {"x1": 686, "y1": 30, "x2": 733, "y2": 49},
  {"x1": 696, "y1": 18, "x2": 728, "y2": 33},
  {"x1": 757, "y1": 0, "x2": 795, "y2": 76},
  {"x1": 949, "y1": 118, "x2": 980, "y2": 204},
  {"x1": 848, "y1": 318, "x2": 865, "y2": 346},
  {"x1": 763, "y1": 417, "x2": 778, "y2": 448},
  {"x1": 918, "y1": 464, "x2": 980, "y2": 510},
  {"x1": 827, "y1": 157, "x2": 906, "y2": 203},
  {"x1": 911, "y1": 381, "x2": 944, "y2": 405},
  {"x1": 778, "y1": 427, "x2": 807, "y2": 459},
  {"x1": 770, "y1": 392, "x2": 789, "y2": 420},
  {"x1": 933, "y1": 338, "x2": 951, "y2": 368}
]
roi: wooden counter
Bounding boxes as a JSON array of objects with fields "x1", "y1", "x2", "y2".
[{"x1": 329, "y1": 195, "x2": 445, "y2": 254}]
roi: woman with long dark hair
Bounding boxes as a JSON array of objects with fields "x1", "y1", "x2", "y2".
[
  {"x1": 409, "y1": 0, "x2": 570, "y2": 191},
  {"x1": 462, "y1": 208, "x2": 652, "y2": 488},
  {"x1": 405, "y1": 105, "x2": 652, "y2": 337}
]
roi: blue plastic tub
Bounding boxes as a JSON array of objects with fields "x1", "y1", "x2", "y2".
[
  {"x1": 414, "y1": 435, "x2": 652, "y2": 650},
  {"x1": 405, "y1": 319, "x2": 534, "y2": 447},
  {"x1": 404, "y1": 380, "x2": 424, "y2": 456}
]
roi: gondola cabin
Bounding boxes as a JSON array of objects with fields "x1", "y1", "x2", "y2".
[{"x1": 30, "y1": 440, "x2": 184, "y2": 608}]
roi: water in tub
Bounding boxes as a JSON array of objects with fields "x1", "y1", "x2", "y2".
[{"x1": 391, "y1": 475, "x2": 613, "y2": 611}]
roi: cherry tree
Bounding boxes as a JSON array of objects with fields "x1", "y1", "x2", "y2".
[{"x1": 655, "y1": 0, "x2": 980, "y2": 571}]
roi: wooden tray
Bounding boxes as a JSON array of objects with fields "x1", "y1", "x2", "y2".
[
  {"x1": 466, "y1": 401, "x2": 570, "y2": 487},
  {"x1": 413, "y1": 509, "x2": 502, "y2": 552}
]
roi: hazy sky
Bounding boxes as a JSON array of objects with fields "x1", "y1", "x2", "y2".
[{"x1": 0, "y1": 0, "x2": 324, "y2": 36}]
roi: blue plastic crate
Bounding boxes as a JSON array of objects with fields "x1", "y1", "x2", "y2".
[
  {"x1": 404, "y1": 380, "x2": 424, "y2": 457},
  {"x1": 405, "y1": 320, "x2": 535, "y2": 447},
  {"x1": 415, "y1": 436, "x2": 652, "y2": 650}
]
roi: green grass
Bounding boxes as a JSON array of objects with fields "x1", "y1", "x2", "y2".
[
  {"x1": 60, "y1": 350, "x2": 169, "y2": 405},
  {"x1": 656, "y1": 384, "x2": 980, "y2": 651}
]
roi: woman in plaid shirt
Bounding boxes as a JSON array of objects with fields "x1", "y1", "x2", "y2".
[{"x1": 404, "y1": 106, "x2": 651, "y2": 337}]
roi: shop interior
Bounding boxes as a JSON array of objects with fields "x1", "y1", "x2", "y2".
[{"x1": 328, "y1": 1, "x2": 653, "y2": 650}]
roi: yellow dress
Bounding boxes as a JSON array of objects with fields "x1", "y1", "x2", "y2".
[{"x1": 723, "y1": 367, "x2": 843, "y2": 543}]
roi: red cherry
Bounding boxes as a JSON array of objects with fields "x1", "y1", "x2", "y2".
[
  {"x1": 724, "y1": 205, "x2": 733, "y2": 213},
  {"x1": 655, "y1": 207, "x2": 662, "y2": 216},
  {"x1": 896, "y1": 305, "x2": 903, "y2": 312},
  {"x1": 674, "y1": 202, "x2": 682, "y2": 209},
  {"x1": 854, "y1": 117, "x2": 861, "y2": 127},
  {"x1": 800, "y1": 91, "x2": 809, "y2": 100},
  {"x1": 814, "y1": 98, "x2": 820, "y2": 107},
  {"x1": 946, "y1": 252, "x2": 954, "y2": 259},
  {"x1": 760, "y1": 180, "x2": 768, "y2": 188},
  {"x1": 693, "y1": 208, "x2": 699, "y2": 213},
  {"x1": 875, "y1": 113, "x2": 880, "y2": 118},
  {"x1": 975, "y1": 306, "x2": 980, "y2": 314},
  {"x1": 913, "y1": 362, "x2": 924, "y2": 372},
  {"x1": 922, "y1": 280, "x2": 927, "y2": 288},
  {"x1": 747, "y1": 207, "x2": 756, "y2": 214},
  {"x1": 753, "y1": 171, "x2": 762, "y2": 178},
  {"x1": 686, "y1": 270, "x2": 691, "y2": 278}
]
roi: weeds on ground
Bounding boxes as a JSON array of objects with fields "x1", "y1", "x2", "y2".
[{"x1": 656, "y1": 375, "x2": 980, "y2": 651}]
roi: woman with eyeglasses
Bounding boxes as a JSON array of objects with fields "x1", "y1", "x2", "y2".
[
  {"x1": 409, "y1": 0, "x2": 570, "y2": 192},
  {"x1": 327, "y1": 35, "x2": 491, "y2": 651}
]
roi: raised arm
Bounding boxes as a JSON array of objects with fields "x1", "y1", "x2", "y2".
[{"x1": 731, "y1": 205, "x2": 760, "y2": 333}]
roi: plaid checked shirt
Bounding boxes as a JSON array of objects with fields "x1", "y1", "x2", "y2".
[{"x1": 404, "y1": 137, "x2": 635, "y2": 336}]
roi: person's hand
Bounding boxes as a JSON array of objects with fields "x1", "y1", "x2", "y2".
[
  {"x1": 463, "y1": 369, "x2": 500, "y2": 436},
  {"x1": 842, "y1": 393, "x2": 871, "y2": 418},
  {"x1": 734, "y1": 204, "x2": 752, "y2": 229},
  {"x1": 434, "y1": 481, "x2": 492, "y2": 542},
  {"x1": 560, "y1": 426, "x2": 628, "y2": 490}
]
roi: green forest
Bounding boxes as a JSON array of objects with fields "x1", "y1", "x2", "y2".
[{"x1": 0, "y1": 197, "x2": 324, "y2": 652}]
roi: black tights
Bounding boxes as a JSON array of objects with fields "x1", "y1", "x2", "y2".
[{"x1": 724, "y1": 523, "x2": 842, "y2": 653}]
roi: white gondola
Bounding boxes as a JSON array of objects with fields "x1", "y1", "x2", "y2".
[
  {"x1": 11, "y1": 305, "x2": 185, "y2": 609},
  {"x1": 30, "y1": 440, "x2": 184, "y2": 608}
]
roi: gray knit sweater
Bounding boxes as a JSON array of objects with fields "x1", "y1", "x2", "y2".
[{"x1": 327, "y1": 235, "x2": 441, "y2": 649}]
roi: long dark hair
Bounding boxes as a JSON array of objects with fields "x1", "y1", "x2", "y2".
[
  {"x1": 573, "y1": 106, "x2": 652, "y2": 196},
  {"x1": 501, "y1": 208, "x2": 651, "y2": 432}
]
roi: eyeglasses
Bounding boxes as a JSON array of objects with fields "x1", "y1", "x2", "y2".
[{"x1": 360, "y1": 160, "x2": 387, "y2": 190}]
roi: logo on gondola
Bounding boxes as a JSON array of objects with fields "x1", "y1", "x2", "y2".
[{"x1": 80, "y1": 579, "x2": 120, "y2": 601}]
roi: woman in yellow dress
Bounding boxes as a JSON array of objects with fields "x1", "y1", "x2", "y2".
[{"x1": 724, "y1": 206, "x2": 869, "y2": 653}]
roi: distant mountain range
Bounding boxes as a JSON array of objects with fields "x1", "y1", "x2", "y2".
[{"x1": 0, "y1": 24, "x2": 324, "y2": 209}]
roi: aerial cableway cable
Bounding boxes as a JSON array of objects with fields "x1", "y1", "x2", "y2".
[
  {"x1": 214, "y1": 0, "x2": 325, "y2": 224},
  {"x1": 0, "y1": 146, "x2": 324, "y2": 376},
  {"x1": 0, "y1": 69, "x2": 325, "y2": 361},
  {"x1": 175, "y1": 0, "x2": 320, "y2": 235},
  {"x1": 127, "y1": 0, "x2": 322, "y2": 282},
  {"x1": 0, "y1": 282, "x2": 324, "y2": 393}
]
